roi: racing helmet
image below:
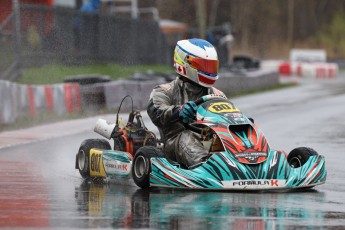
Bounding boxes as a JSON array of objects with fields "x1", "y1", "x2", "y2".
[{"x1": 174, "y1": 38, "x2": 219, "y2": 88}]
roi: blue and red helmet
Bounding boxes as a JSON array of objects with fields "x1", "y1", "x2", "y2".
[{"x1": 174, "y1": 38, "x2": 219, "y2": 88}]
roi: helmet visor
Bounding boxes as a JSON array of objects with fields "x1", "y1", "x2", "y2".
[{"x1": 187, "y1": 56, "x2": 219, "y2": 75}]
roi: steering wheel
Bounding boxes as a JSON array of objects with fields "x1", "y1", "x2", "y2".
[{"x1": 184, "y1": 94, "x2": 227, "y2": 133}]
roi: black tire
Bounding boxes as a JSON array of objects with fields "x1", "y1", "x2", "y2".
[
  {"x1": 132, "y1": 146, "x2": 164, "y2": 189},
  {"x1": 77, "y1": 139, "x2": 111, "y2": 179},
  {"x1": 287, "y1": 147, "x2": 318, "y2": 168}
]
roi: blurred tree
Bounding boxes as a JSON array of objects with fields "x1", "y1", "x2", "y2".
[{"x1": 156, "y1": 0, "x2": 345, "y2": 58}]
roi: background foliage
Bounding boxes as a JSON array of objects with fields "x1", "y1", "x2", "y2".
[{"x1": 158, "y1": 0, "x2": 345, "y2": 58}]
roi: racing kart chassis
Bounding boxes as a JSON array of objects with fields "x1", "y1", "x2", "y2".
[{"x1": 75, "y1": 95, "x2": 326, "y2": 191}]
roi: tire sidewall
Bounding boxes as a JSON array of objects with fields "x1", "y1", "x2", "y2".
[
  {"x1": 287, "y1": 147, "x2": 318, "y2": 168},
  {"x1": 132, "y1": 152, "x2": 151, "y2": 188},
  {"x1": 132, "y1": 146, "x2": 164, "y2": 189},
  {"x1": 77, "y1": 139, "x2": 111, "y2": 179}
]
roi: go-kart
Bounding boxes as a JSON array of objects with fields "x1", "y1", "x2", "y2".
[{"x1": 75, "y1": 95, "x2": 327, "y2": 190}]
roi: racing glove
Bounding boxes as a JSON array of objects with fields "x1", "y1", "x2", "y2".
[{"x1": 179, "y1": 101, "x2": 198, "y2": 124}]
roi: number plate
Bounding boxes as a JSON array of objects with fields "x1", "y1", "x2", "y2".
[
  {"x1": 90, "y1": 149, "x2": 106, "y2": 177},
  {"x1": 209, "y1": 102, "x2": 240, "y2": 113}
]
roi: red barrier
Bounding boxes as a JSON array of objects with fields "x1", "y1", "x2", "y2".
[
  {"x1": 278, "y1": 63, "x2": 291, "y2": 76},
  {"x1": 63, "y1": 83, "x2": 80, "y2": 113},
  {"x1": 27, "y1": 85, "x2": 36, "y2": 117},
  {"x1": 44, "y1": 85, "x2": 53, "y2": 112},
  {"x1": 316, "y1": 67, "x2": 326, "y2": 79},
  {"x1": 278, "y1": 61, "x2": 338, "y2": 79},
  {"x1": 73, "y1": 83, "x2": 81, "y2": 111},
  {"x1": 1, "y1": 82, "x2": 82, "y2": 125},
  {"x1": 64, "y1": 84, "x2": 74, "y2": 113},
  {"x1": 328, "y1": 67, "x2": 335, "y2": 79}
]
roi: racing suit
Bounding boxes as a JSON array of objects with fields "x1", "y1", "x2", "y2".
[{"x1": 147, "y1": 76, "x2": 226, "y2": 168}]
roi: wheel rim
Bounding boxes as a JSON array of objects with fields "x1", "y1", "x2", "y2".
[
  {"x1": 78, "y1": 149, "x2": 86, "y2": 170},
  {"x1": 289, "y1": 156, "x2": 302, "y2": 168},
  {"x1": 134, "y1": 155, "x2": 147, "y2": 179}
]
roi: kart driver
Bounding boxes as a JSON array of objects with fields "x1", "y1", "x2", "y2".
[{"x1": 147, "y1": 38, "x2": 226, "y2": 168}]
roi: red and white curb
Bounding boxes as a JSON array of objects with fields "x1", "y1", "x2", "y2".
[
  {"x1": 0, "y1": 81, "x2": 80, "y2": 126},
  {"x1": 262, "y1": 60, "x2": 339, "y2": 79}
]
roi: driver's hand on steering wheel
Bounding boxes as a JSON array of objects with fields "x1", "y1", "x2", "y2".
[{"x1": 179, "y1": 101, "x2": 198, "y2": 124}]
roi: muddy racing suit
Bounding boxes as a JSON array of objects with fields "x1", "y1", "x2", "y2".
[{"x1": 147, "y1": 77, "x2": 226, "y2": 168}]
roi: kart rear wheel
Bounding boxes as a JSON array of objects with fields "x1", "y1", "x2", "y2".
[
  {"x1": 132, "y1": 146, "x2": 164, "y2": 189},
  {"x1": 77, "y1": 139, "x2": 111, "y2": 179},
  {"x1": 288, "y1": 147, "x2": 318, "y2": 168}
]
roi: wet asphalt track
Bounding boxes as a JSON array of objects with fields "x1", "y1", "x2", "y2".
[{"x1": 0, "y1": 76, "x2": 345, "y2": 229}]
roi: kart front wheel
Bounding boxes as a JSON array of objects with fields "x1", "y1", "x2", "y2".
[
  {"x1": 77, "y1": 139, "x2": 111, "y2": 179},
  {"x1": 288, "y1": 147, "x2": 318, "y2": 168},
  {"x1": 132, "y1": 146, "x2": 164, "y2": 189}
]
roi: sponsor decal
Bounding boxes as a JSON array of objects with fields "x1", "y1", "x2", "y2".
[
  {"x1": 235, "y1": 151, "x2": 268, "y2": 163},
  {"x1": 224, "y1": 113, "x2": 243, "y2": 119},
  {"x1": 91, "y1": 153, "x2": 101, "y2": 173},
  {"x1": 103, "y1": 160, "x2": 131, "y2": 176},
  {"x1": 224, "y1": 113, "x2": 246, "y2": 123},
  {"x1": 90, "y1": 149, "x2": 106, "y2": 177},
  {"x1": 209, "y1": 102, "x2": 240, "y2": 113},
  {"x1": 234, "y1": 117, "x2": 246, "y2": 123},
  {"x1": 175, "y1": 62, "x2": 187, "y2": 75},
  {"x1": 222, "y1": 179, "x2": 286, "y2": 189},
  {"x1": 236, "y1": 152, "x2": 267, "y2": 158},
  {"x1": 232, "y1": 113, "x2": 243, "y2": 118}
]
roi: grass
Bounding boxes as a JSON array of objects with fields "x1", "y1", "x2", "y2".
[{"x1": 17, "y1": 63, "x2": 173, "y2": 84}]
